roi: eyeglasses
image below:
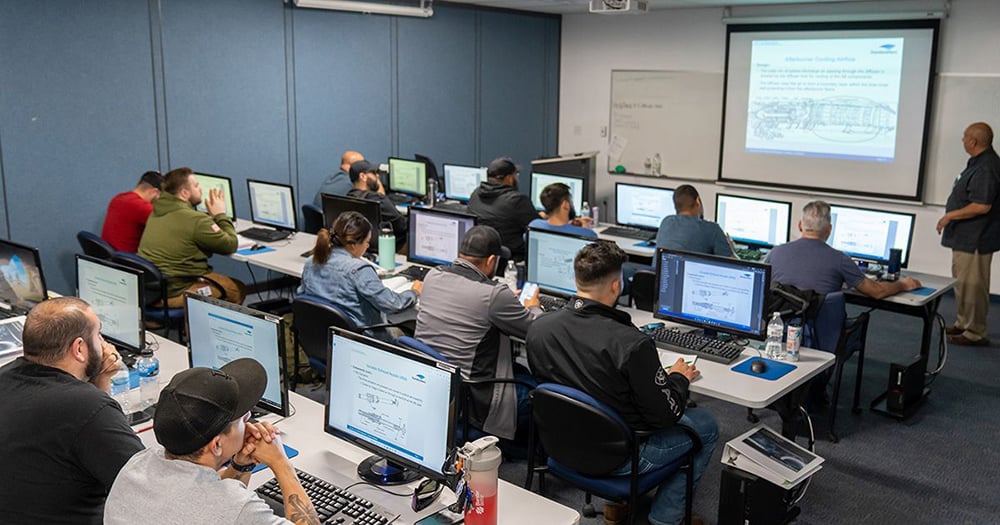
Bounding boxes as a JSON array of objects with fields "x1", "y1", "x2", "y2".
[{"x1": 410, "y1": 478, "x2": 442, "y2": 512}]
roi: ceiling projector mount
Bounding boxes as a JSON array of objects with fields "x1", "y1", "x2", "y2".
[{"x1": 589, "y1": 0, "x2": 648, "y2": 15}]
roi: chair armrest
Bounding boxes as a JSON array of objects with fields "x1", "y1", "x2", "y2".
[{"x1": 356, "y1": 319, "x2": 412, "y2": 332}]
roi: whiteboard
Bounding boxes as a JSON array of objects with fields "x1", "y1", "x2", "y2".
[
  {"x1": 608, "y1": 70, "x2": 723, "y2": 181},
  {"x1": 924, "y1": 75, "x2": 1000, "y2": 205}
]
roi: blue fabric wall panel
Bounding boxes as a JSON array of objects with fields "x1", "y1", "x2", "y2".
[
  {"x1": 396, "y1": 6, "x2": 478, "y2": 168},
  {"x1": 293, "y1": 9, "x2": 393, "y2": 198},
  {"x1": 478, "y1": 10, "x2": 559, "y2": 182},
  {"x1": 0, "y1": 1, "x2": 158, "y2": 293},
  {"x1": 160, "y1": 0, "x2": 290, "y2": 214}
]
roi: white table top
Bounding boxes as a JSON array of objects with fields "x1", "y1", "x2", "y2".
[
  {"x1": 138, "y1": 335, "x2": 580, "y2": 525},
  {"x1": 845, "y1": 270, "x2": 956, "y2": 308},
  {"x1": 621, "y1": 306, "x2": 835, "y2": 409},
  {"x1": 230, "y1": 219, "x2": 317, "y2": 278},
  {"x1": 597, "y1": 226, "x2": 656, "y2": 258}
]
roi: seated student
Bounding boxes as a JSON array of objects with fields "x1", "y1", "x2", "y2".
[
  {"x1": 526, "y1": 241, "x2": 718, "y2": 525},
  {"x1": 468, "y1": 157, "x2": 542, "y2": 261},
  {"x1": 104, "y1": 359, "x2": 322, "y2": 525},
  {"x1": 345, "y1": 160, "x2": 407, "y2": 250},
  {"x1": 528, "y1": 182, "x2": 597, "y2": 238},
  {"x1": 0, "y1": 297, "x2": 143, "y2": 524},
  {"x1": 766, "y1": 201, "x2": 921, "y2": 298},
  {"x1": 313, "y1": 149, "x2": 363, "y2": 207},
  {"x1": 101, "y1": 170, "x2": 164, "y2": 253},
  {"x1": 298, "y1": 211, "x2": 419, "y2": 342},
  {"x1": 656, "y1": 184, "x2": 734, "y2": 257},
  {"x1": 415, "y1": 225, "x2": 541, "y2": 442}
]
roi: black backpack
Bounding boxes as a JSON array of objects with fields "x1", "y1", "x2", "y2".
[{"x1": 766, "y1": 282, "x2": 825, "y2": 322}]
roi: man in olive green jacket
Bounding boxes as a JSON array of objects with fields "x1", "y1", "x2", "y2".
[{"x1": 138, "y1": 167, "x2": 246, "y2": 307}]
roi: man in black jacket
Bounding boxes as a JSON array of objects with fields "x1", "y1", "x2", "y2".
[
  {"x1": 527, "y1": 241, "x2": 717, "y2": 525},
  {"x1": 346, "y1": 160, "x2": 408, "y2": 250},
  {"x1": 468, "y1": 157, "x2": 541, "y2": 261}
]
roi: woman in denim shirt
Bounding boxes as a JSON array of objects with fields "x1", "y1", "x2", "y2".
[{"x1": 298, "y1": 211, "x2": 420, "y2": 341}]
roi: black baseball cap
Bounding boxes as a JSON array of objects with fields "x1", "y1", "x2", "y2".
[
  {"x1": 459, "y1": 225, "x2": 511, "y2": 259},
  {"x1": 153, "y1": 358, "x2": 267, "y2": 455},
  {"x1": 487, "y1": 157, "x2": 519, "y2": 179},
  {"x1": 349, "y1": 160, "x2": 378, "y2": 183}
]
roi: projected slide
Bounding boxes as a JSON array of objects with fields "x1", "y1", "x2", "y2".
[
  {"x1": 680, "y1": 262, "x2": 755, "y2": 329},
  {"x1": 746, "y1": 38, "x2": 903, "y2": 162}
]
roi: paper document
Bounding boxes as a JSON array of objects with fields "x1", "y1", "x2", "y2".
[
  {"x1": 382, "y1": 276, "x2": 413, "y2": 294},
  {"x1": 657, "y1": 349, "x2": 699, "y2": 369}
]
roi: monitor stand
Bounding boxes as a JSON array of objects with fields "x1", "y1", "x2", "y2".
[{"x1": 357, "y1": 455, "x2": 421, "y2": 485}]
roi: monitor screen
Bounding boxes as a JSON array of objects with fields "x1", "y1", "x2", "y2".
[
  {"x1": 615, "y1": 183, "x2": 675, "y2": 230},
  {"x1": 247, "y1": 179, "x2": 298, "y2": 231},
  {"x1": 321, "y1": 194, "x2": 382, "y2": 240},
  {"x1": 442, "y1": 164, "x2": 487, "y2": 202},
  {"x1": 76, "y1": 255, "x2": 144, "y2": 353},
  {"x1": 715, "y1": 194, "x2": 791, "y2": 249},
  {"x1": 325, "y1": 328, "x2": 459, "y2": 483},
  {"x1": 654, "y1": 249, "x2": 772, "y2": 339},
  {"x1": 0, "y1": 239, "x2": 48, "y2": 311},
  {"x1": 185, "y1": 294, "x2": 289, "y2": 416},
  {"x1": 388, "y1": 157, "x2": 428, "y2": 197},
  {"x1": 530, "y1": 172, "x2": 586, "y2": 213},
  {"x1": 526, "y1": 228, "x2": 595, "y2": 297},
  {"x1": 828, "y1": 204, "x2": 915, "y2": 267},
  {"x1": 193, "y1": 173, "x2": 236, "y2": 220},
  {"x1": 407, "y1": 207, "x2": 477, "y2": 266}
]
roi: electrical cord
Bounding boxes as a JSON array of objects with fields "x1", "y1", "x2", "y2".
[
  {"x1": 789, "y1": 405, "x2": 816, "y2": 505},
  {"x1": 925, "y1": 313, "x2": 949, "y2": 385},
  {"x1": 340, "y1": 480, "x2": 413, "y2": 498}
]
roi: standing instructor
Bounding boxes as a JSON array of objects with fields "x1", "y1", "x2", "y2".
[{"x1": 937, "y1": 122, "x2": 1000, "y2": 346}]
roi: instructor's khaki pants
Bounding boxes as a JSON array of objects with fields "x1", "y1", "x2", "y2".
[{"x1": 952, "y1": 250, "x2": 993, "y2": 341}]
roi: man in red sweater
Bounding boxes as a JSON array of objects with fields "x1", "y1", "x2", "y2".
[{"x1": 101, "y1": 171, "x2": 164, "y2": 253}]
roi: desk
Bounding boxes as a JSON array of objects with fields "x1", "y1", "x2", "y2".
[
  {"x1": 231, "y1": 219, "x2": 317, "y2": 279},
  {"x1": 138, "y1": 335, "x2": 580, "y2": 525},
  {"x1": 845, "y1": 270, "x2": 956, "y2": 419},
  {"x1": 597, "y1": 226, "x2": 656, "y2": 259}
]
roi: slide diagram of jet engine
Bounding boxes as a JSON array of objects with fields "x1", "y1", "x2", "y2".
[
  {"x1": 749, "y1": 96, "x2": 897, "y2": 143},
  {"x1": 357, "y1": 393, "x2": 406, "y2": 442}
]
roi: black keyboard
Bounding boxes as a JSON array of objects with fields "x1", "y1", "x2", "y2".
[
  {"x1": 647, "y1": 327, "x2": 745, "y2": 364},
  {"x1": 602, "y1": 226, "x2": 655, "y2": 241},
  {"x1": 433, "y1": 201, "x2": 468, "y2": 212},
  {"x1": 240, "y1": 227, "x2": 291, "y2": 242},
  {"x1": 539, "y1": 295, "x2": 567, "y2": 312},
  {"x1": 256, "y1": 469, "x2": 397, "y2": 525},
  {"x1": 388, "y1": 193, "x2": 419, "y2": 205},
  {"x1": 398, "y1": 265, "x2": 430, "y2": 280}
]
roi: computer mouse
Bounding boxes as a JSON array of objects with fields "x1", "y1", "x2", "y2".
[
  {"x1": 250, "y1": 243, "x2": 265, "y2": 251},
  {"x1": 751, "y1": 359, "x2": 768, "y2": 374}
]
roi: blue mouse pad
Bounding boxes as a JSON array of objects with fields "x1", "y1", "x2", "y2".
[
  {"x1": 237, "y1": 246, "x2": 276, "y2": 255},
  {"x1": 909, "y1": 287, "x2": 935, "y2": 296},
  {"x1": 633, "y1": 240, "x2": 655, "y2": 248},
  {"x1": 251, "y1": 444, "x2": 299, "y2": 474},
  {"x1": 732, "y1": 357, "x2": 796, "y2": 381}
]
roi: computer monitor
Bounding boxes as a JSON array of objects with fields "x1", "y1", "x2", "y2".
[
  {"x1": 530, "y1": 172, "x2": 586, "y2": 213},
  {"x1": 407, "y1": 207, "x2": 477, "y2": 266},
  {"x1": 525, "y1": 228, "x2": 596, "y2": 297},
  {"x1": 184, "y1": 294, "x2": 290, "y2": 417},
  {"x1": 321, "y1": 194, "x2": 382, "y2": 253},
  {"x1": 0, "y1": 239, "x2": 48, "y2": 314},
  {"x1": 414, "y1": 153, "x2": 440, "y2": 186},
  {"x1": 75, "y1": 255, "x2": 145, "y2": 354},
  {"x1": 247, "y1": 179, "x2": 298, "y2": 232},
  {"x1": 388, "y1": 157, "x2": 428, "y2": 197},
  {"x1": 193, "y1": 173, "x2": 236, "y2": 221},
  {"x1": 442, "y1": 163, "x2": 487, "y2": 202},
  {"x1": 828, "y1": 204, "x2": 916, "y2": 268},
  {"x1": 325, "y1": 328, "x2": 460, "y2": 485},
  {"x1": 615, "y1": 183, "x2": 676, "y2": 230},
  {"x1": 715, "y1": 193, "x2": 792, "y2": 249},
  {"x1": 654, "y1": 249, "x2": 772, "y2": 340}
]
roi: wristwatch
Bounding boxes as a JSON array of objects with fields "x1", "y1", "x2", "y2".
[{"x1": 230, "y1": 455, "x2": 257, "y2": 473}]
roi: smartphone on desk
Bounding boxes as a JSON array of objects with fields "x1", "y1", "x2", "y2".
[
  {"x1": 518, "y1": 282, "x2": 539, "y2": 305},
  {"x1": 415, "y1": 508, "x2": 464, "y2": 525}
]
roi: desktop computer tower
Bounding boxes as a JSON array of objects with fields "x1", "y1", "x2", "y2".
[
  {"x1": 717, "y1": 466, "x2": 800, "y2": 525},
  {"x1": 886, "y1": 355, "x2": 925, "y2": 413}
]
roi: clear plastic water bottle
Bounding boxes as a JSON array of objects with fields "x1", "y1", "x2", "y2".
[
  {"x1": 110, "y1": 360, "x2": 131, "y2": 413},
  {"x1": 580, "y1": 201, "x2": 591, "y2": 221},
  {"x1": 135, "y1": 350, "x2": 160, "y2": 409},
  {"x1": 652, "y1": 153, "x2": 662, "y2": 176},
  {"x1": 504, "y1": 260, "x2": 518, "y2": 292},
  {"x1": 765, "y1": 312, "x2": 785, "y2": 360}
]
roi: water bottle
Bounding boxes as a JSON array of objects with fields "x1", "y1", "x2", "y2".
[
  {"x1": 590, "y1": 205, "x2": 600, "y2": 228},
  {"x1": 425, "y1": 178, "x2": 437, "y2": 207},
  {"x1": 504, "y1": 260, "x2": 518, "y2": 292},
  {"x1": 580, "y1": 201, "x2": 591, "y2": 221},
  {"x1": 765, "y1": 311, "x2": 785, "y2": 360},
  {"x1": 652, "y1": 153, "x2": 662, "y2": 175},
  {"x1": 463, "y1": 436, "x2": 501, "y2": 525},
  {"x1": 378, "y1": 224, "x2": 396, "y2": 271},
  {"x1": 110, "y1": 360, "x2": 131, "y2": 413},
  {"x1": 785, "y1": 322, "x2": 801, "y2": 362},
  {"x1": 135, "y1": 350, "x2": 160, "y2": 409}
]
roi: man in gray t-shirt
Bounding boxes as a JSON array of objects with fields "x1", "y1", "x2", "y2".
[
  {"x1": 656, "y1": 184, "x2": 734, "y2": 257},
  {"x1": 105, "y1": 359, "x2": 319, "y2": 525},
  {"x1": 767, "y1": 201, "x2": 920, "y2": 299}
]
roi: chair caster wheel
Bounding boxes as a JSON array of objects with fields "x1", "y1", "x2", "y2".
[{"x1": 582, "y1": 503, "x2": 598, "y2": 518}]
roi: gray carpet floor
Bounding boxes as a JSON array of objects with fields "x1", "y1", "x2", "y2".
[{"x1": 294, "y1": 292, "x2": 1000, "y2": 524}]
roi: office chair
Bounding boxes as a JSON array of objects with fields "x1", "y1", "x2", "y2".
[
  {"x1": 301, "y1": 203, "x2": 324, "y2": 234},
  {"x1": 77, "y1": 231, "x2": 115, "y2": 260},
  {"x1": 525, "y1": 383, "x2": 701, "y2": 525},
  {"x1": 629, "y1": 270, "x2": 656, "y2": 312},
  {"x1": 110, "y1": 252, "x2": 186, "y2": 339}
]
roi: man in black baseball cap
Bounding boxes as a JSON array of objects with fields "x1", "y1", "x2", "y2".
[
  {"x1": 414, "y1": 225, "x2": 542, "y2": 443},
  {"x1": 104, "y1": 359, "x2": 321, "y2": 524},
  {"x1": 346, "y1": 159, "x2": 408, "y2": 250},
  {"x1": 468, "y1": 156, "x2": 542, "y2": 261}
]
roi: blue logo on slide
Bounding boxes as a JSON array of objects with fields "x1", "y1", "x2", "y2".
[
  {"x1": 412, "y1": 374, "x2": 426, "y2": 383},
  {"x1": 879, "y1": 44, "x2": 896, "y2": 50}
]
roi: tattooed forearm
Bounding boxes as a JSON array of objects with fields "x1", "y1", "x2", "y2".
[{"x1": 286, "y1": 493, "x2": 321, "y2": 525}]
